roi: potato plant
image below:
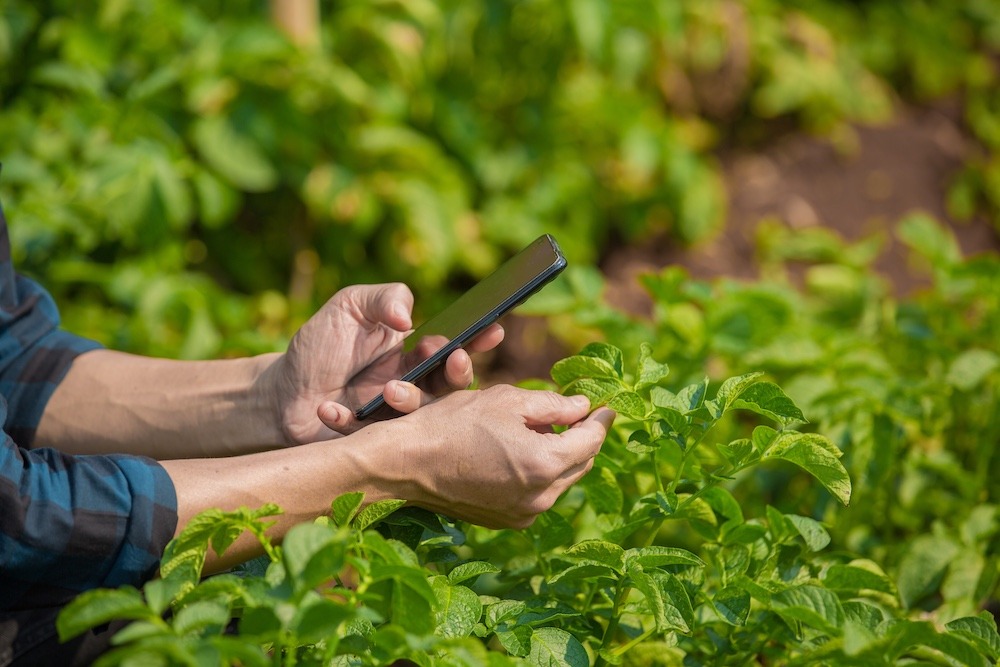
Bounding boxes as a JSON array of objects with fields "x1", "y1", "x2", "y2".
[{"x1": 58, "y1": 338, "x2": 998, "y2": 665}]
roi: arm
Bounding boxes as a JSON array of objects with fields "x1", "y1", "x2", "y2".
[
  {"x1": 161, "y1": 386, "x2": 615, "y2": 573},
  {"x1": 0, "y1": 435, "x2": 177, "y2": 609},
  {"x1": 35, "y1": 284, "x2": 504, "y2": 459},
  {"x1": 34, "y1": 350, "x2": 285, "y2": 458}
]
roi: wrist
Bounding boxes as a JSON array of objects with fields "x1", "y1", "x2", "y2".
[
  {"x1": 256, "y1": 352, "x2": 303, "y2": 445},
  {"x1": 351, "y1": 419, "x2": 420, "y2": 499}
]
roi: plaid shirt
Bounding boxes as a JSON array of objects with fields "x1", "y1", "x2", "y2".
[{"x1": 0, "y1": 201, "x2": 178, "y2": 611}]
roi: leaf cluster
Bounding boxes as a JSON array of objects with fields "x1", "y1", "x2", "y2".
[{"x1": 3, "y1": 0, "x2": 999, "y2": 356}]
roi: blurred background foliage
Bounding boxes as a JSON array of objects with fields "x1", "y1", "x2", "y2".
[{"x1": 0, "y1": 0, "x2": 999, "y2": 359}]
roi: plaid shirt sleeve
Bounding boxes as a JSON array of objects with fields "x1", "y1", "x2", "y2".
[{"x1": 0, "y1": 201, "x2": 178, "y2": 610}]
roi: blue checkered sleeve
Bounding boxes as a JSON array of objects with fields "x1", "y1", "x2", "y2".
[{"x1": 0, "y1": 202, "x2": 178, "y2": 610}]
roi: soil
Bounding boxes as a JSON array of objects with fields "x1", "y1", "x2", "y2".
[{"x1": 484, "y1": 100, "x2": 1000, "y2": 385}]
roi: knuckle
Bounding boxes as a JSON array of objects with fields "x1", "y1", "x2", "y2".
[
  {"x1": 525, "y1": 490, "x2": 557, "y2": 517},
  {"x1": 509, "y1": 514, "x2": 536, "y2": 530}
]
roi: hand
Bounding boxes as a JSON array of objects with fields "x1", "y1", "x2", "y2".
[
  {"x1": 266, "y1": 283, "x2": 504, "y2": 444},
  {"x1": 378, "y1": 385, "x2": 616, "y2": 529}
]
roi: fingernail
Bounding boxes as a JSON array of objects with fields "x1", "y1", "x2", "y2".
[
  {"x1": 393, "y1": 384, "x2": 409, "y2": 402},
  {"x1": 571, "y1": 395, "x2": 591, "y2": 409},
  {"x1": 597, "y1": 407, "x2": 617, "y2": 425}
]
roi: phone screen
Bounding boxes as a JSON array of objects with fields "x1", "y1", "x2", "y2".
[{"x1": 351, "y1": 234, "x2": 567, "y2": 420}]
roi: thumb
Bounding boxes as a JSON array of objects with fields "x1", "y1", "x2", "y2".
[
  {"x1": 316, "y1": 401, "x2": 356, "y2": 437},
  {"x1": 357, "y1": 283, "x2": 413, "y2": 331}
]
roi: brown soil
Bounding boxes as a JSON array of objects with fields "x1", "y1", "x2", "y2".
[{"x1": 485, "y1": 100, "x2": 1000, "y2": 385}]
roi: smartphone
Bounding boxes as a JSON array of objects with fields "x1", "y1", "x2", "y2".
[{"x1": 352, "y1": 234, "x2": 567, "y2": 420}]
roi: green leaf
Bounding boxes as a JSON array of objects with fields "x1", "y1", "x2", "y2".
[
  {"x1": 579, "y1": 342, "x2": 624, "y2": 378},
  {"x1": 142, "y1": 576, "x2": 186, "y2": 616},
  {"x1": 561, "y1": 377, "x2": 623, "y2": 407},
  {"x1": 625, "y1": 546, "x2": 705, "y2": 570},
  {"x1": 432, "y1": 577, "x2": 483, "y2": 639},
  {"x1": 946, "y1": 613, "x2": 1000, "y2": 660},
  {"x1": 548, "y1": 563, "x2": 619, "y2": 585},
  {"x1": 786, "y1": 514, "x2": 831, "y2": 552},
  {"x1": 752, "y1": 425, "x2": 778, "y2": 452},
  {"x1": 172, "y1": 600, "x2": 229, "y2": 635},
  {"x1": 497, "y1": 625, "x2": 533, "y2": 657},
  {"x1": 191, "y1": 116, "x2": 278, "y2": 192},
  {"x1": 654, "y1": 407, "x2": 689, "y2": 438},
  {"x1": 193, "y1": 168, "x2": 239, "y2": 228},
  {"x1": 529, "y1": 510, "x2": 576, "y2": 552},
  {"x1": 518, "y1": 604, "x2": 581, "y2": 628},
  {"x1": 701, "y1": 486, "x2": 744, "y2": 523},
  {"x1": 33, "y1": 62, "x2": 104, "y2": 96},
  {"x1": 354, "y1": 498, "x2": 407, "y2": 530},
  {"x1": 947, "y1": 349, "x2": 999, "y2": 391},
  {"x1": 714, "y1": 372, "x2": 766, "y2": 412},
  {"x1": 657, "y1": 572, "x2": 696, "y2": 630},
  {"x1": 56, "y1": 587, "x2": 154, "y2": 641},
  {"x1": 712, "y1": 586, "x2": 751, "y2": 626},
  {"x1": 772, "y1": 585, "x2": 845, "y2": 634},
  {"x1": 897, "y1": 534, "x2": 961, "y2": 609},
  {"x1": 449, "y1": 561, "x2": 501, "y2": 586},
  {"x1": 282, "y1": 523, "x2": 345, "y2": 593},
  {"x1": 765, "y1": 432, "x2": 851, "y2": 506},
  {"x1": 608, "y1": 391, "x2": 647, "y2": 419},
  {"x1": 560, "y1": 540, "x2": 626, "y2": 573},
  {"x1": 843, "y1": 600, "x2": 890, "y2": 632},
  {"x1": 485, "y1": 600, "x2": 527, "y2": 629},
  {"x1": 528, "y1": 627, "x2": 589, "y2": 667},
  {"x1": 823, "y1": 562, "x2": 895, "y2": 596},
  {"x1": 675, "y1": 378, "x2": 710, "y2": 413},
  {"x1": 332, "y1": 491, "x2": 365, "y2": 528},
  {"x1": 292, "y1": 599, "x2": 353, "y2": 644},
  {"x1": 370, "y1": 565, "x2": 437, "y2": 634},
  {"x1": 108, "y1": 620, "x2": 168, "y2": 646},
  {"x1": 717, "y1": 438, "x2": 758, "y2": 469},
  {"x1": 729, "y1": 382, "x2": 806, "y2": 424},
  {"x1": 240, "y1": 602, "x2": 290, "y2": 641},
  {"x1": 551, "y1": 355, "x2": 619, "y2": 388},
  {"x1": 626, "y1": 430, "x2": 658, "y2": 454},
  {"x1": 636, "y1": 343, "x2": 670, "y2": 390},
  {"x1": 897, "y1": 213, "x2": 962, "y2": 268},
  {"x1": 884, "y1": 621, "x2": 989, "y2": 667},
  {"x1": 721, "y1": 522, "x2": 768, "y2": 546},
  {"x1": 580, "y1": 466, "x2": 624, "y2": 515},
  {"x1": 630, "y1": 569, "x2": 690, "y2": 633}
]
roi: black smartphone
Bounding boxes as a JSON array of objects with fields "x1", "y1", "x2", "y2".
[{"x1": 351, "y1": 234, "x2": 567, "y2": 420}]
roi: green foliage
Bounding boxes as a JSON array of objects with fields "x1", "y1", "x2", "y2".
[
  {"x1": 3, "y1": 0, "x2": 999, "y2": 357},
  {"x1": 557, "y1": 216, "x2": 1000, "y2": 660},
  {"x1": 12, "y1": 2, "x2": 1000, "y2": 663},
  {"x1": 58, "y1": 302, "x2": 1000, "y2": 664}
]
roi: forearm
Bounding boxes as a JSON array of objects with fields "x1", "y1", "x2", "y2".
[
  {"x1": 35, "y1": 349, "x2": 286, "y2": 459},
  {"x1": 160, "y1": 421, "x2": 409, "y2": 573}
]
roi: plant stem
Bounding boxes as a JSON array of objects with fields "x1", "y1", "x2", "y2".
[
  {"x1": 611, "y1": 626, "x2": 658, "y2": 658},
  {"x1": 651, "y1": 447, "x2": 665, "y2": 493},
  {"x1": 597, "y1": 579, "x2": 632, "y2": 663},
  {"x1": 667, "y1": 421, "x2": 715, "y2": 495}
]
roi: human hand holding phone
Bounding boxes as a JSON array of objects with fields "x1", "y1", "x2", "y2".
[
  {"x1": 264, "y1": 283, "x2": 503, "y2": 445},
  {"x1": 350, "y1": 234, "x2": 567, "y2": 420},
  {"x1": 266, "y1": 235, "x2": 565, "y2": 442}
]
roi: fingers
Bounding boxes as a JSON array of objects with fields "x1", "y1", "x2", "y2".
[
  {"x1": 442, "y1": 349, "x2": 474, "y2": 389},
  {"x1": 382, "y1": 380, "x2": 435, "y2": 414},
  {"x1": 557, "y1": 406, "x2": 616, "y2": 459},
  {"x1": 516, "y1": 390, "x2": 594, "y2": 427},
  {"x1": 316, "y1": 401, "x2": 355, "y2": 437},
  {"x1": 465, "y1": 323, "x2": 504, "y2": 353},
  {"x1": 339, "y1": 283, "x2": 414, "y2": 332}
]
